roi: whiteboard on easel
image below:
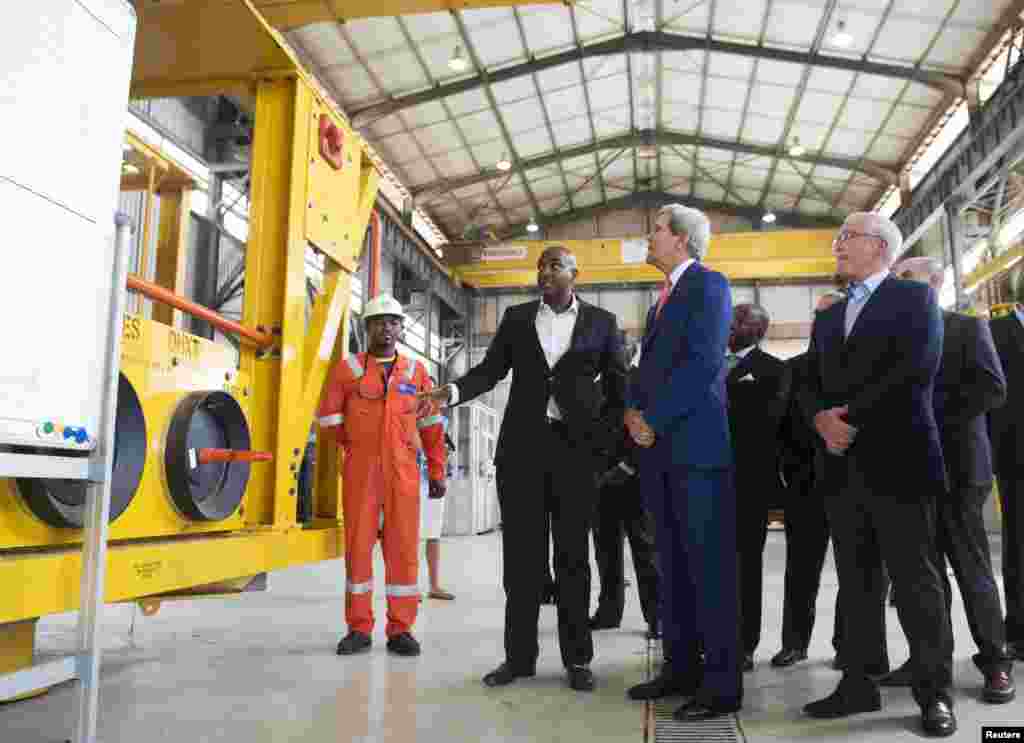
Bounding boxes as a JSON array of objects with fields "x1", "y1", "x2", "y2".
[{"x1": 0, "y1": 0, "x2": 135, "y2": 452}]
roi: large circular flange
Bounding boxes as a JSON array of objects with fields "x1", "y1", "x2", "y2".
[
  {"x1": 18, "y1": 374, "x2": 147, "y2": 528},
  {"x1": 165, "y1": 391, "x2": 251, "y2": 521}
]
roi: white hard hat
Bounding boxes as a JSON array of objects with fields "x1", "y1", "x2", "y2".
[{"x1": 363, "y1": 293, "x2": 406, "y2": 322}]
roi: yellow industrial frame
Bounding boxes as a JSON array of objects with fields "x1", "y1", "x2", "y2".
[{"x1": 0, "y1": 0, "x2": 381, "y2": 688}]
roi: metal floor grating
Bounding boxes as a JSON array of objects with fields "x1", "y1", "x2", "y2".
[{"x1": 641, "y1": 637, "x2": 745, "y2": 743}]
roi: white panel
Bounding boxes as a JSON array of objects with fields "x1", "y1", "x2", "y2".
[
  {"x1": 366, "y1": 51, "x2": 428, "y2": 93},
  {"x1": 445, "y1": 87, "x2": 491, "y2": 118},
  {"x1": 662, "y1": 50, "x2": 703, "y2": 74},
  {"x1": 735, "y1": 186, "x2": 763, "y2": 203},
  {"x1": 664, "y1": 2, "x2": 711, "y2": 33},
  {"x1": 770, "y1": 172, "x2": 806, "y2": 194},
  {"x1": 708, "y1": 53, "x2": 755, "y2": 80},
  {"x1": 763, "y1": 192, "x2": 796, "y2": 210},
  {"x1": 585, "y1": 55, "x2": 628, "y2": 79},
  {"x1": 742, "y1": 114, "x2": 787, "y2": 145},
  {"x1": 519, "y1": 6, "x2": 574, "y2": 53},
  {"x1": 512, "y1": 127, "x2": 554, "y2": 156},
  {"x1": 764, "y1": 1, "x2": 824, "y2": 47},
  {"x1": 530, "y1": 178, "x2": 567, "y2": 201},
  {"x1": 699, "y1": 147, "x2": 736, "y2": 164},
  {"x1": 748, "y1": 85, "x2": 797, "y2": 119},
  {"x1": 814, "y1": 165, "x2": 854, "y2": 181},
  {"x1": 807, "y1": 67, "x2": 857, "y2": 93},
  {"x1": 820, "y1": 9, "x2": 883, "y2": 57},
  {"x1": 463, "y1": 7, "x2": 515, "y2": 28},
  {"x1": 368, "y1": 115, "x2": 406, "y2": 139},
  {"x1": 499, "y1": 97, "x2": 548, "y2": 132},
  {"x1": 573, "y1": 187, "x2": 604, "y2": 208},
  {"x1": 402, "y1": 100, "x2": 450, "y2": 130},
  {"x1": 530, "y1": 164, "x2": 566, "y2": 181},
  {"x1": 412, "y1": 120, "x2": 463, "y2": 155},
  {"x1": 851, "y1": 73, "x2": 909, "y2": 101},
  {"x1": 603, "y1": 157, "x2": 634, "y2": 179},
  {"x1": 470, "y1": 20, "x2": 526, "y2": 68},
  {"x1": 491, "y1": 75, "x2": 538, "y2": 104},
  {"x1": 759, "y1": 284, "x2": 815, "y2": 324},
  {"x1": 537, "y1": 62, "x2": 582, "y2": 92},
  {"x1": 788, "y1": 122, "x2": 832, "y2": 152},
  {"x1": 594, "y1": 114, "x2": 631, "y2": 138},
  {"x1": 430, "y1": 149, "x2": 478, "y2": 178},
  {"x1": 869, "y1": 134, "x2": 912, "y2": 161},
  {"x1": 701, "y1": 108, "x2": 744, "y2": 140},
  {"x1": 795, "y1": 90, "x2": 846, "y2": 125},
  {"x1": 470, "y1": 139, "x2": 508, "y2": 167},
  {"x1": 838, "y1": 102, "x2": 891, "y2": 133},
  {"x1": 345, "y1": 18, "x2": 404, "y2": 55},
  {"x1": 588, "y1": 73, "x2": 630, "y2": 105},
  {"x1": 396, "y1": 158, "x2": 436, "y2": 184},
  {"x1": 825, "y1": 128, "x2": 869, "y2": 159},
  {"x1": 704, "y1": 76, "x2": 750, "y2": 110},
  {"x1": 756, "y1": 58, "x2": 805, "y2": 86},
  {"x1": 714, "y1": 0, "x2": 768, "y2": 39},
  {"x1": 455, "y1": 109, "x2": 502, "y2": 144},
  {"x1": 662, "y1": 157, "x2": 694, "y2": 178},
  {"x1": 730, "y1": 166, "x2": 769, "y2": 190},
  {"x1": 694, "y1": 182, "x2": 727, "y2": 202},
  {"x1": 926, "y1": 26, "x2": 990, "y2": 70},
  {"x1": 417, "y1": 37, "x2": 475, "y2": 83},
  {"x1": 545, "y1": 86, "x2": 589, "y2": 123},
  {"x1": 871, "y1": 19, "x2": 942, "y2": 62},
  {"x1": 325, "y1": 64, "x2": 379, "y2": 102},
  {"x1": 664, "y1": 103, "x2": 700, "y2": 132},
  {"x1": 292, "y1": 23, "x2": 354, "y2": 65},
  {"x1": 575, "y1": 0, "x2": 624, "y2": 39},
  {"x1": 401, "y1": 11, "x2": 456, "y2": 40},
  {"x1": 952, "y1": 0, "x2": 1011, "y2": 25}
]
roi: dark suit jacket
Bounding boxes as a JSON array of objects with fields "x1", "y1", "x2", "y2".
[
  {"x1": 631, "y1": 262, "x2": 732, "y2": 470},
  {"x1": 727, "y1": 347, "x2": 788, "y2": 504},
  {"x1": 989, "y1": 312, "x2": 1024, "y2": 475},
  {"x1": 935, "y1": 311, "x2": 1005, "y2": 488},
  {"x1": 799, "y1": 276, "x2": 946, "y2": 496},
  {"x1": 453, "y1": 297, "x2": 627, "y2": 466},
  {"x1": 778, "y1": 352, "x2": 819, "y2": 488}
]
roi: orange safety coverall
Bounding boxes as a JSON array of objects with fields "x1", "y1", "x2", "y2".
[{"x1": 317, "y1": 352, "x2": 446, "y2": 637}]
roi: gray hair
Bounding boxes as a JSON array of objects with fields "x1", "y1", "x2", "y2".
[
  {"x1": 846, "y1": 211, "x2": 903, "y2": 265},
  {"x1": 658, "y1": 204, "x2": 711, "y2": 261}
]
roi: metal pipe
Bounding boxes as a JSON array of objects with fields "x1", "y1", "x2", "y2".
[
  {"x1": 368, "y1": 209, "x2": 382, "y2": 299},
  {"x1": 126, "y1": 274, "x2": 274, "y2": 348}
]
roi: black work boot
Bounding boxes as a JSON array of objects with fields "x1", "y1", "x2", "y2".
[
  {"x1": 336, "y1": 631, "x2": 372, "y2": 655},
  {"x1": 386, "y1": 632, "x2": 422, "y2": 656}
]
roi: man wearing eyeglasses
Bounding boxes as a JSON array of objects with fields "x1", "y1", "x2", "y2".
[
  {"x1": 318, "y1": 293, "x2": 447, "y2": 659},
  {"x1": 799, "y1": 213, "x2": 955, "y2": 737}
]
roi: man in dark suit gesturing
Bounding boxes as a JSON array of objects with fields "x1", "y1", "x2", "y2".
[
  {"x1": 420, "y1": 246, "x2": 627, "y2": 692},
  {"x1": 800, "y1": 212, "x2": 955, "y2": 737},
  {"x1": 624, "y1": 203, "x2": 740, "y2": 721}
]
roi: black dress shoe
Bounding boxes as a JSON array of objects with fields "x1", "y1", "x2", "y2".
[
  {"x1": 386, "y1": 632, "x2": 421, "y2": 656},
  {"x1": 983, "y1": 669, "x2": 1016, "y2": 703},
  {"x1": 336, "y1": 631, "x2": 372, "y2": 655},
  {"x1": 568, "y1": 666, "x2": 595, "y2": 692},
  {"x1": 743, "y1": 653, "x2": 754, "y2": 672},
  {"x1": 804, "y1": 681, "x2": 882, "y2": 719},
  {"x1": 673, "y1": 699, "x2": 740, "y2": 721},
  {"x1": 589, "y1": 614, "x2": 621, "y2": 631},
  {"x1": 878, "y1": 661, "x2": 913, "y2": 687},
  {"x1": 770, "y1": 648, "x2": 808, "y2": 668},
  {"x1": 920, "y1": 698, "x2": 956, "y2": 737},
  {"x1": 628, "y1": 671, "x2": 696, "y2": 700},
  {"x1": 482, "y1": 662, "x2": 536, "y2": 687}
]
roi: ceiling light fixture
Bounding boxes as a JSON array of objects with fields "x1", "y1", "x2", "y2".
[
  {"x1": 788, "y1": 137, "x2": 806, "y2": 157},
  {"x1": 832, "y1": 19, "x2": 853, "y2": 48},
  {"x1": 448, "y1": 45, "x2": 468, "y2": 72},
  {"x1": 526, "y1": 219, "x2": 539, "y2": 233},
  {"x1": 762, "y1": 211, "x2": 777, "y2": 224},
  {"x1": 496, "y1": 154, "x2": 512, "y2": 171}
]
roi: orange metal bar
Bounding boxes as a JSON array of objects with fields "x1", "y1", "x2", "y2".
[
  {"x1": 196, "y1": 448, "x2": 274, "y2": 465},
  {"x1": 126, "y1": 274, "x2": 274, "y2": 348},
  {"x1": 368, "y1": 209, "x2": 382, "y2": 299}
]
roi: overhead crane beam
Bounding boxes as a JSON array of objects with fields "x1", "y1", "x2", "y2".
[
  {"x1": 411, "y1": 129, "x2": 900, "y2": 205},
  {"x1": 350, "y1": 30, "x2": 965, "y2": 129},
  {"x1": 250, "y1": 0, "x2": 567, "y2": 28}
]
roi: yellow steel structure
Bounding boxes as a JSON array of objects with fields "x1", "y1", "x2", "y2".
[
  {"x1": 0, "y1": 0, "x2": 380, "y2": 693},
  {"x1": 448, "y1": 230, "x2": 840, "y2": 289},
  {"x1": 249, "y1": 0, "x2": 570, "y2": 29},
  {"x1": 963, "y1": 244, "x2": 1024, "y2": 294}
]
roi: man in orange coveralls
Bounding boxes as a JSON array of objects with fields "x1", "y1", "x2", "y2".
[{"x1": 318, "y1": 293, "x2": 447, "y2": 657}]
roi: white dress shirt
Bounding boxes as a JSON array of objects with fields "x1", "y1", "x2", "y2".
[
  {"x1": 844, "y1": 269, "x2": 890, "y2": 338},
  {"x1": 667, "y1": 258, "x2": 695, "y2": 293},
  {"x1": 447, "y1": 295, "x2": 580, "y2": 420}
]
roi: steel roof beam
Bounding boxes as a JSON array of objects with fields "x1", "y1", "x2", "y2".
[
  {"x1": 350, "y1": 30, "x2": 965, "y2": 129},
  {"x1": 499, "y1": 190, "x2": 842, "y2": 237},
  {"x1": 410, "y1": 128, "x2": 900, "y2": 203}
]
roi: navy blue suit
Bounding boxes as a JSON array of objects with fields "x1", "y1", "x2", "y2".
[
  {"x1": 631, "y1": 262, "x2": 740, "y2": 708},
  {"x1": 800, "y1": 276, "x2": 954, "y2": 703}
]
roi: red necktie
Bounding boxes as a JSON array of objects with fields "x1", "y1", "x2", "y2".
[{"x1": 655, "y1": 280, "x2": 671, "y2": 318}]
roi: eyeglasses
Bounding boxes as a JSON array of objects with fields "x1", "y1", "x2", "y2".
[{"x1": 833, "y1": 230, "x2": 886, "y2": 248}]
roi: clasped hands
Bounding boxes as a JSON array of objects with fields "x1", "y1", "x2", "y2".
[
  {"x1": 813, "y1": 405, "x2": 858, "y2": 456},
  {"x1": 624, "y1": 408, "x2": 655, "y2": 448}
]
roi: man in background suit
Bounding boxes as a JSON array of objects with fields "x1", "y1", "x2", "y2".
[
  {"x1": 772, "y1": 291, "x2": 845, "y2": 670},
  {"x1": 726, "y1": 303, "x2": 788, "y2": 672},
  {"x1": 800, "y1": 212, "x2": 955, "y2": 737},
  {"x1": 624, "y1": 203, "x2": 739, "y2": 721},
  {"x1": 879, "y1": 256, "x2": 1013, "y2": 703},
  {"x1": 420, "y1": 246, "x2": 627, "y2": 692},
  {"x1": 989, "y1": 292, "x2": 1024, "y2": 659},
  {"x1": 590, "y1": 341, "x2": 660, "y2": 638}
]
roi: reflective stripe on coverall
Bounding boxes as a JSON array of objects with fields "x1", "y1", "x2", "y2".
[{"x1": 317, "y1": 352, "x2": 446, "y2": 636}]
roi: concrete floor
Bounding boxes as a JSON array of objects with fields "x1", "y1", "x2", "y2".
[{"x1": 2, "y1": 529, "x2": 1023, "y2": 742}]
